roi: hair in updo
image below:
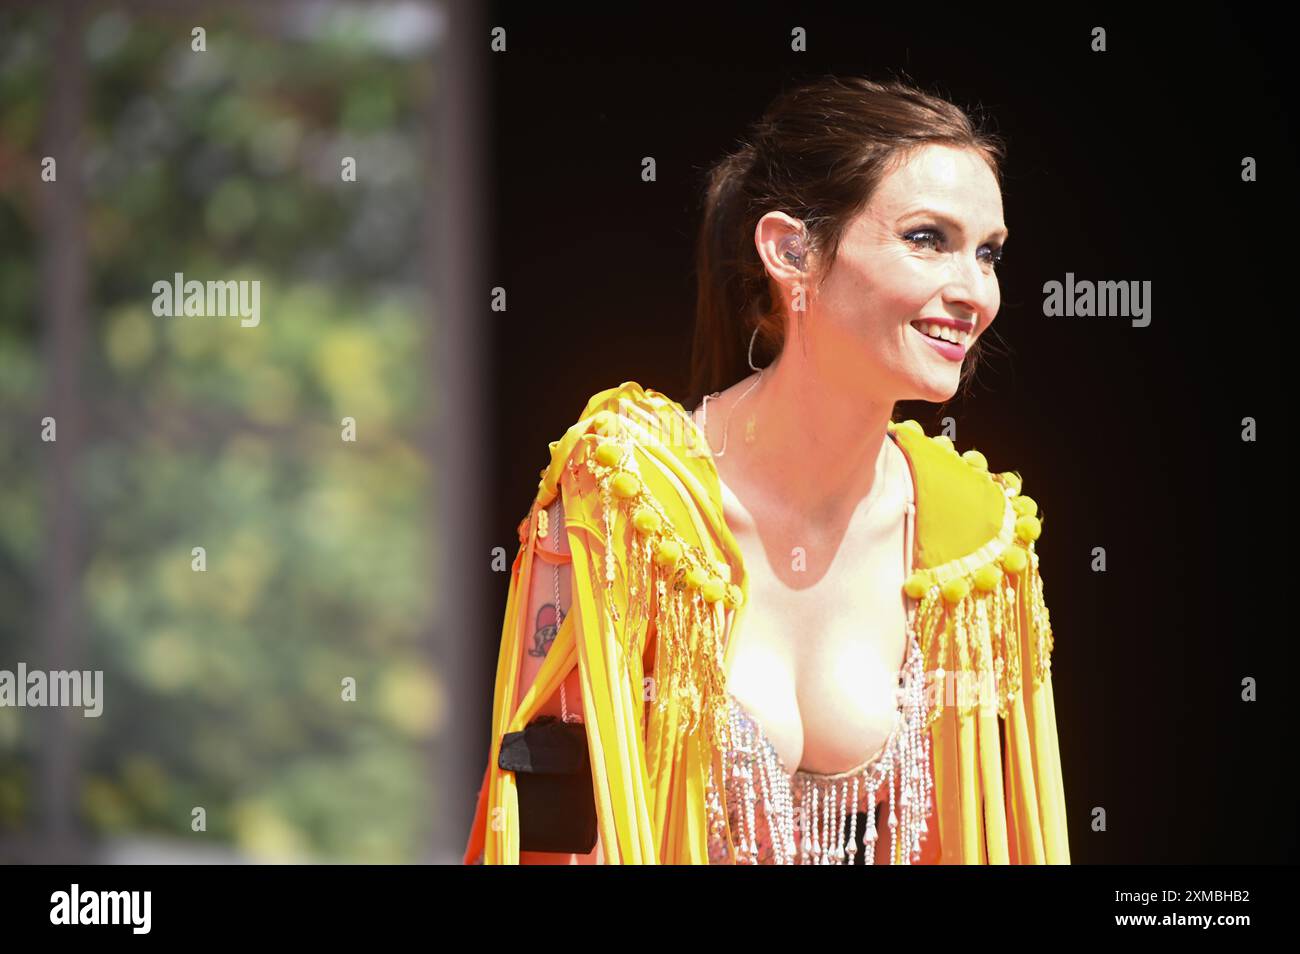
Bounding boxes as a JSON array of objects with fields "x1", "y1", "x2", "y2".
[{"x1": 688, "y1": 74, "x2": 1007, "y2": 411}]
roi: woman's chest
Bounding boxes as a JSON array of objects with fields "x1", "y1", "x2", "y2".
[{"x1": 722, "y1": 510, "x2": 912, "y2": 777}]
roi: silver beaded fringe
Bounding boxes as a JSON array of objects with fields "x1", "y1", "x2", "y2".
[{"x1": 705, "y1": 618, "x2": 934, "y2": 865}]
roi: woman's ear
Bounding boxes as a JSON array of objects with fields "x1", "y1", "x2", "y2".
[{"x1": 754, "y1": 212, "x2": 810, "y2": 288}]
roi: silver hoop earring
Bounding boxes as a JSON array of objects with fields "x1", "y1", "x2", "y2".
[{"x1": 747, "y1": 325, "x2": 761, "y2": 372}]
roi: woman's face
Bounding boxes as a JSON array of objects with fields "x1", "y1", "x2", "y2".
[{"x1": 778, "y1": 144, "x2": 1007, "y2": 405}]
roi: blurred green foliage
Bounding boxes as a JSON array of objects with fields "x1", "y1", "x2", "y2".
[{"x1": 0, "y1": 4, "x2": 442, "y2": 861}]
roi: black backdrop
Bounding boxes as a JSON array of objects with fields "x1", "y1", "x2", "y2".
[{"x1": 475, "y1": 5, "x2": 1293, "y2": 864}]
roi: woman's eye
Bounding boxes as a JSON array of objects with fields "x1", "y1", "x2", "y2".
[
  {"x1": 905, "y1": 228, "x2": 944, "y2": 250},
  {"x1": 905, "y1": 228, "x2": 1004, "y2": 271}
]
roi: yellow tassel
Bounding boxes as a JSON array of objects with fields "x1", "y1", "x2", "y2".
[
  {"x1": 685, "y1": 594, "x2": 707, "y2": 734},
  {"x1": 1028, "y1": 548, "x2": 1054, "y2": 681},
  {"x1": 669, "y1": 576, "x2": 693, "y2": 729},
  {"x1": 941, "y1": 608, "x2": 956, "y2": 722},
  {"x1": 625, "y1": 534, "x2": 647, "y2": 666},
  {"x1": 699, "y1": 595, "x2": 731, "y2": 757},
  {"x1": 954, "y1": 594, "x2": 972, "y2": 716},
  {"x1": 921, "y1": 605, "x2": 957, "y2": 733},
  {"x1": 651, "y1": 577, "x2": 672, "y2": 720},
  {"x1": 915, "y1": 590, "x2": 946, "y2": 732},
  {"x1": 987, "y1": 582, "x2": 1006, "y2": 718},
  {"x1": 1002, "y1": 566, "x2": 1023, "y2": 704},
  {"x1": 971, "y1": 595, "x2": 992, "y2": 712}
]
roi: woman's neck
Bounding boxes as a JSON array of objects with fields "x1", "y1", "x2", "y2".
[{"x1": 699, "y1": 351, "x2": 897, "y2": 536}]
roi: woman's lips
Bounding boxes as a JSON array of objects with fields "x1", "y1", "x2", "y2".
[{"x1": 909, "y1": 321, "x2": 967, "y2": 361}]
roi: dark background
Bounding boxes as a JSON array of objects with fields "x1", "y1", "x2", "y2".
[{"x1": 478, "y1": 6, "x2": 1293, "y2": 863}]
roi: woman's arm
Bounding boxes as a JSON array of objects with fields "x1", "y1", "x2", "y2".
[{"x1": 515, "y1": 496, "x2": 602, "y2": 865}]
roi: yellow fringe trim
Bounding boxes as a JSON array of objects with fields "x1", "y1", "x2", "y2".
[
  {"x1": 571, "y1": 428, "x2": 736, "y2": 761},
  {"x1": 913, "y1": 540, "x2": 1054, "y2": 730}
]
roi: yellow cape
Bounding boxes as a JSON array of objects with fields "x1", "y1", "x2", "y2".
[{"x1": 465, "y1": 381, "x2": 1069, "y2": 864}]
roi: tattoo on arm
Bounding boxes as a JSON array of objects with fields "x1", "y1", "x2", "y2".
[{"x1": 528, "y1": 604, "x2": 560, "y2": 657}]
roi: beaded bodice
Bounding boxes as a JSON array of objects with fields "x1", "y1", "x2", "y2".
[{"x1": 703, "y1": 627, "x2": 934, "y2": 864}]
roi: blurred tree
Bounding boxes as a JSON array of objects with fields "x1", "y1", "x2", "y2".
[{"x1": 0, "y1": 1, "x2": 442, "y2": 862}]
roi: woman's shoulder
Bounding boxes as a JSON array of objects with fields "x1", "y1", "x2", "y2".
[
  {"x1": 525, "y1": 380, "x2": 727, "y2": 567},
  {"x1": 533, "y1": 380, "x2": 698, "y2": 498},
  {"x1": 571, "y1": 380, "x2": 693, "y2": 440}
]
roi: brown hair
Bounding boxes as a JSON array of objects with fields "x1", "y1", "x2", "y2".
[{"x1": 688, "y1": 74, "x2": 1007, "y2": 412}]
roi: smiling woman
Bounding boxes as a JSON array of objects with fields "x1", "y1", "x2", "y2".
[{"x1": 467, "y1": 75, "x2": 1069, "y2": 865}]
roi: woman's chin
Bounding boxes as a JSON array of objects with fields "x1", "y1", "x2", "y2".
[{"x1": 909, "y1": 373, "x2": 960, "y2": 404}]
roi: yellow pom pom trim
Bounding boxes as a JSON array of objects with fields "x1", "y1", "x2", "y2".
[
  {"x1": 962, "y1": 449, "x2": 988, "y2": 471},
  {"x1": 931, "y1": 434, "x2": 955, "y2": 453},
  {"x1": 941, "y1": 576, "x2": 970, "y2": 604},
  {"x1": 973, "y1": 562, "x2": 1002, "y2": 592},
  {"x1": 632, "y1": 507, "x2": 661, "y2": 535},
  {"x1": 1000, "y1": 545, "x2": 1028, "y2": 574},
  {"x1": 1012, "y1": 494, "x2": 1037, "y2": 518},
  {"x1": 611, "y1": 472, "x2": 640, "y2": 499},
  {"x1": 1015, "y1": 514, "x2": 1041, "y2": 543},
  {"x1": 655, "y1": 538, "x2": 682, "y2": 568},
  {"x1": 998, "y1": 471, "x2": 1022, "y2": 495},
  {"x1": 685, "y1": 566, "x2": 708, "y2": 589},
  {"x1": 595, "y1": 441, "x2": 622, "y2": 467},
  {"x1": 701, "y1": 578, "x2": 726, "y2": 603},
  {"x1": 903, "y1": 570, "x2": 933, "y2": 599},
  {"x1": 725, "y1": 583, "x2": 744, "y2": 608}
]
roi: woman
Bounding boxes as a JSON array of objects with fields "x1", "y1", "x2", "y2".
[{"x1": 465, "y1": 76, "x2": 1069, "y2": 864}]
